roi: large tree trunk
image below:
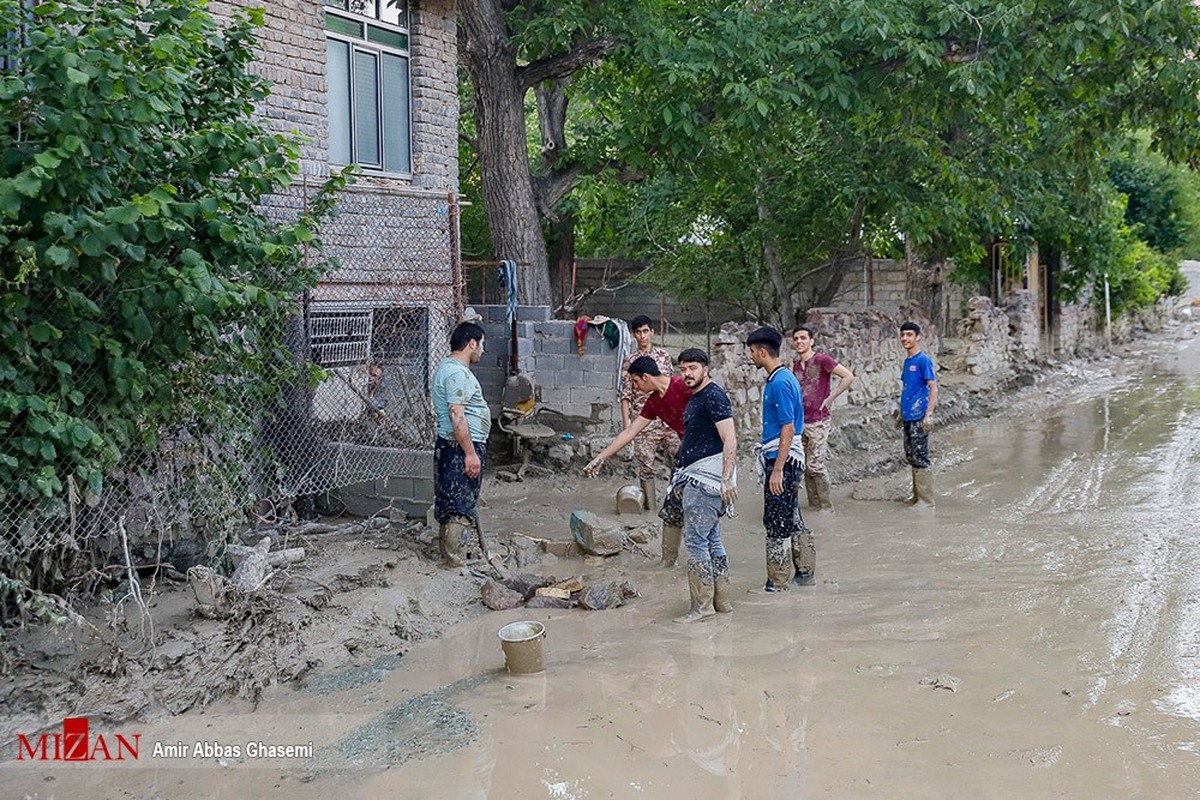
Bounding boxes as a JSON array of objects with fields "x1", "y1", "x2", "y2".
[
  {"x1": 755, "y1": 184, "x2": 795, "y2": 329},
  {"x1": 459, "y1": 2, "x2": 552, "y2": 305},
  {"x1": 812, "y1": 195, "x2": 867, "y2": 308}
]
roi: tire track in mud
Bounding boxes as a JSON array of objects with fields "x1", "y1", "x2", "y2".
[{"x1": 996, "y1": 373, "x2": 1200, "y2": 720}]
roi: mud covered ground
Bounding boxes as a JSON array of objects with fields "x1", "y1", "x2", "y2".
[{"x1": 2, "y1": 275, "x2": 1199, "y2": 798}]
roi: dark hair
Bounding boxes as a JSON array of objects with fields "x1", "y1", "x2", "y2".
[
  {"x1": 628, "y1": 355, "x2": 661, "y2": 377},
  {"x1": 899, "y1": 321, "x2": 921, "y2": 335},
  {"x1": 450, "y1": 321, "x2": 485, "y2": 352},
  {"x1": 678, "y1": 347, "x2": 709, "y2": 366},
  {"x1": 746, "y1": 326, "x2": 782, "y2": 356},
  {"x1": 792, "y1": 324, "x2": 815, "y2": 339},
  {"x1": 630, "y1": 315, "x2": 653, "y2": 332}
]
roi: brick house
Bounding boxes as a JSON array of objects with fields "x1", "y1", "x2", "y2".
[{"x1": 216, "y1": 0, "x2": 462, "y2": 516}]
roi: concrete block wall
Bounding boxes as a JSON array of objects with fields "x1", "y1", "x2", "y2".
[{"x1": 471, "y1": 305, "x2": 623, "y2": 429}]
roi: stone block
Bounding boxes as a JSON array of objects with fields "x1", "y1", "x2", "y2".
[{"x1": 569, "y1": 510, "x2": 625, "y2": 556}]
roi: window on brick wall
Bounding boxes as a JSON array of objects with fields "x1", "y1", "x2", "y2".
[{"x1": 323, "y1": 0, "x2": 412, "y2": 174}]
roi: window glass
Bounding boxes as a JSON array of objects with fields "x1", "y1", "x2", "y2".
[
  {"x1": 353, "y1": 50, "x2": 381, "y2": 168},
  {"x1": 326, "y1": 40, "x2": 352, "y2": 165},
  {"x1": 379, "y1": 0, "x2": 407, "y2": 27},
  {"x1": 381, "y1": 53, "x2": 410, "y2": 173}
]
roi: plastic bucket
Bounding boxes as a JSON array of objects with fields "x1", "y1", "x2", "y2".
[
  {"x1": 498, "y1": 621, "x2": 546, "y2": 674},
  {"x1": 616, "y1": 484, "x2": 645, "y2": 515}
]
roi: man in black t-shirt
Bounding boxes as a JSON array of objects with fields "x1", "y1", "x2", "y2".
[{"x1": 665, "y1": 348, "x2": 738, "y2": 623}]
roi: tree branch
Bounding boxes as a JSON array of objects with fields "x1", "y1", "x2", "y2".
[{"x1": 517, "y1": 37, "x2": 620, "y2": 90}]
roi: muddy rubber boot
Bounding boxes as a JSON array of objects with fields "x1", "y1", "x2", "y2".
[
  {"x1": 660, "y1": 524, "x2": 682, "y2": 568},
  {"x1": 801, "y1": 474, "x2": 820, "y2": 506},
  {"x1": 899, "y1": 468, "x2": 919, "y2": 504},
  {"x1": 814, "y1": 473, "x2": 835, "y2": 512},
  {"x1": 791, "y1": 527, "x2": 816, "y2": 586},
  {"x1": 639, "y1": 477, "x2": 657, "y2": 512},
  {"x1": 712, "y1": 555, "x2": 733, "y2": 613},
  {"x1": 439, "y1": 519, "x2": 471, "y2": 568},
  {"x1": 913, "y1": 468, "x2": 935, "y2": 507},
  {"x1": 674, "y1": 559, "x2": 716, "y2": 623},
  {"x1": 764, "y1": 536, "x2": 793, "y2": 592}
]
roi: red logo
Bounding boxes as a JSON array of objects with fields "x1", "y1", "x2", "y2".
[{"x1": 16, "y1": 717, "x2": 140, "y2": 761}]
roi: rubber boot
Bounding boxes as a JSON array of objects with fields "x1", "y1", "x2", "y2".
[
  {"x1": 639, "y1": 477, "x2": 657, "y2": 512},
  {"x1": 813, "y1": 473, "x2": 835, "y2": 512},
  {"x1": 764, "y1": 537, "x2": 793, "y2": 592},
  {"x1": 675, "y1": 559, "x2": 716, "y2": 623},
  {"x1": 791, "y1": 527, "x2": 816, "y2": 586},
  {"x1": 913, "y1": 468, "x2": 935, "y2": 507},
  {"x1": 660, "y1": 524, "x2": 682, "y2": 568},
  {"x1": 900, "y1": 468, "x2": 919, "y2": 504},
  {"x1": 803, "y1": 474, "x2": 820, "y2": 509},
  {"x1": 439, "y1": 518, "x2": 472, "y2": 567},
  {"x1": 712, "y1": 555, "x2": 733, "y2": 613}
]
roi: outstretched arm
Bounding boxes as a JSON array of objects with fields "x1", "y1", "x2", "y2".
[{"x1": 584, "y1": 415, "x2": 652, "y2": 476}]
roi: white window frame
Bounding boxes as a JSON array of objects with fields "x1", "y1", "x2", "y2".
[{"x1": 323, "y1": 1, "x2": 412, "y2": 176}]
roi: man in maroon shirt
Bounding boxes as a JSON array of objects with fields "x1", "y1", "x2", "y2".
[
  {"x1": 792, "y1": 325, "x2": 855, "y2": 512},
  {"x1": 584, "y1": 356, "x2": 690, "y2": 566}
]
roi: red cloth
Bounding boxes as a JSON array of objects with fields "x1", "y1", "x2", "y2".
[
  {"x1": 574, "y1": 317, "x2": 590, "y2": 354},
  {"x1": 639, "y1": 375, "x2": 691, "y2": 438}
]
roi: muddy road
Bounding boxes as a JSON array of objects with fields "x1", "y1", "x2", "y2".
[{"x1": 5, "y1": 302, "x2": 1200, "y2": 798}]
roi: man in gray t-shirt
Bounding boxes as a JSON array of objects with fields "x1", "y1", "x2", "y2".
[{"x1": 431, "y1": 322, "x2": 491, "y2": 566}]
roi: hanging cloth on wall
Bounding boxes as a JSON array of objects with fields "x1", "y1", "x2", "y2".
[
  {"x1": 497, "y1": 259, "x2": 518, "y2": 325},
  {"x1": 574, "y1": 317, "x2": 590, "y2": 354}
]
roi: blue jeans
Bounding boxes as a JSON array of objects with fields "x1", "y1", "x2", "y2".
[{"x1": 682, "y1": 482, "x2": 727, "y2": 562}]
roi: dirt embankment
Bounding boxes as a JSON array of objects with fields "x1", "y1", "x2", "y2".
[{"x1": 1, "y1": 311, "x2": 1194, "y2": 747}]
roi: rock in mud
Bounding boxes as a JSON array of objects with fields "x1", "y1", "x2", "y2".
[
  {"x1": 525, "y1": 595, "x2": 574, "y2": 609},
  {"x1": 503, "y1": 573, "x2": 555, "y2": 600},
  {"x1": 480, "y1": 580, "x2": 524, "y2": 611},
  {"x1": 569, "y1": 510, "x2": 625, "y2": 556},
  {"x1": 579, "y1": 579, "x2": 638, "y2": 610}
]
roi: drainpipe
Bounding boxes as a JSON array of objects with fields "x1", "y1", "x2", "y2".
[{"x1": 1103, "y1": 273, "x2": 1112, "y2": 349}]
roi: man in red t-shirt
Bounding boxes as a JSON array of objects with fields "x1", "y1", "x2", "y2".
[
  {"x1": 791, "y1": 325, "x2": 855, "y2": 512},
  {"x1": 584, "y1": 356, "x2": 690, "y2": 566}
]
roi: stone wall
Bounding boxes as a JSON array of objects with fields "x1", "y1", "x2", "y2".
[
  {"x1": 709, "y1": 306, "x2": 939, "y2": 440},
  {"x1": 942, "y1": 296, "x2": 1012, "y2": 376}
]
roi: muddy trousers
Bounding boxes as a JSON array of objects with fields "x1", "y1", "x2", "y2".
[{"x1": 763, "y1": 458, "x2": 806, "y2": 590}]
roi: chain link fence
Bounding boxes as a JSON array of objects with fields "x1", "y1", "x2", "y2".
[{"x1": 1, "y1": 184, "x2": 462, "y2": 573}]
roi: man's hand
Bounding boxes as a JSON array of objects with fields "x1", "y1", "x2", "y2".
[
  {"x1": 464, "y1": 449, "x2": 482, "y2": 479},
  {"x1": 819, "y1": 397, "x2": 832, "y2": 412},
  {"x1": 768, "y1": 467, "x2": 785, "y2": 496},
  {"x1": 891, "y1": 408, "x2": 902, "y2": 429},
  {"x1": 720, "y1": 478, "x2": 738, "y2": 506},
  {"x1": 922, "y1": 413, "x2": 935, "y2": 433},
  {"x1": 583, "y1": 455, "x2": 606, "y2": 478}
]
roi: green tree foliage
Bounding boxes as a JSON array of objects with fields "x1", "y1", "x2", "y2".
[
  {"x1": 0, "y1": 0, "x2": 343, "y2": 522},
  {"x1": 483, "y1": 0, "x2": 1200, "y2": 323}
]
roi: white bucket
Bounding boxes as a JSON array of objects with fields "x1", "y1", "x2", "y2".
[{"x1": 498, "y1": 621, "x2": 547, "y2": 674}]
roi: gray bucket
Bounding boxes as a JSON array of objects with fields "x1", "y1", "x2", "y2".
[
  {"x1": 498, "y1": 621, "x2": 546, "y2": 674},
  {"x1": 616, "y1": 484, "x2": 644, "y2": 515}
]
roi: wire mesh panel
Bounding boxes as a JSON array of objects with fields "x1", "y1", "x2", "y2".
[{"x1": 1, "y1": 183, "x2": 462, "y2": 562}]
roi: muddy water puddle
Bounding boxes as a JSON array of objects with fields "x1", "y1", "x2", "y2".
[{"x1": 6, "y1": 325, "x2": 1200, "y2": 798}]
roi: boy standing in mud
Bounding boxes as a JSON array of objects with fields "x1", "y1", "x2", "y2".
[
  {"x1": 897, "y1": 321, "x2": 938, "y2": 506},
  {"x1": 747, "y1": 327, "x2": 812, "y2": 590},
  {"x1": 617, "y1": 315, "x2": 679, "y2": 513},
  {"x1": 791, "y1": 324, "x2": 855, "y2": 512},
  {"x1": 432, "y1": 322, "x2": 492, "y2": 566}
]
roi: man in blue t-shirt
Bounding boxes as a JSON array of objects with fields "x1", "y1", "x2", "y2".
[
  {"x1": 898, "y1": 321, "x2": 938, "y2": 506},
  {"x1": 747, "y1": 327, "x2": 814, "y2": 590},
  {"x1": 431, "y1": 321, "x2": 493, "y2": 566}
]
